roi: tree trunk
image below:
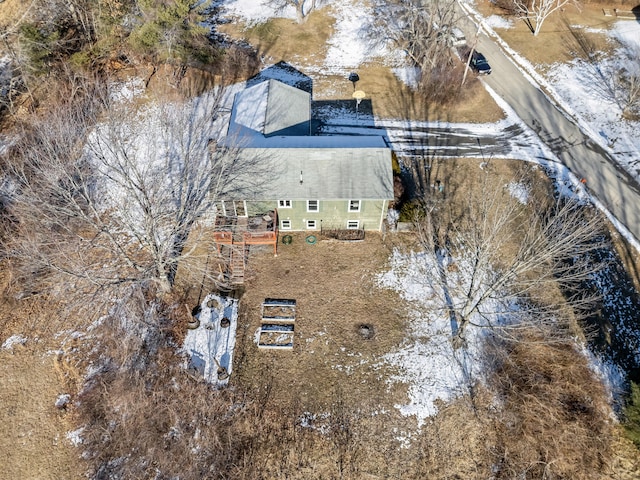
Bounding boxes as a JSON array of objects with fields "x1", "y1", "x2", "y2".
[
  {"x1": 157, "y1": 273, "x2": 172, "y2": 294},
  {"x1": 295, "y1": 4, "x2": 305, "y2": 24}
]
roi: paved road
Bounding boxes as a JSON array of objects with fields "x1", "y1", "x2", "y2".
[{"x1": 472, "y1": 32, "x2": 640, "y2": 244}]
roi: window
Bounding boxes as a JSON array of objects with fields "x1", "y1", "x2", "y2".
[
  {"x1": 306, "y1": 220, "x2": 317, "y2": 230},
  {"x1": 307, "y1": 200, "x2": 319, "y2": 212},
  {"x1": 223, "y1": 200, "x2": 235, "y2": 216},
  {"x1": 281, "y1": 219, "x2": 292, "y2": 230},
  {"x1": 348, "y1": 200, "x2": 361, "y2": 212},
  {"x1": 234, "y1": 200, "x2": 247, "y2": 217},
  {"x1": 278, "y1": 200, "x2": 292, "y2": 208},
  {"x1": 347, "y1": 220, "x2": 360, "y2": 230}
]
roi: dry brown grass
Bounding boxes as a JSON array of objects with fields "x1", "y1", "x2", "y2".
[
  {"x1": 0, "y1": 345, "x2": 85, "y2": 480},
  {"x1": 475, "y1": 0, "x2": 622, "y2": 68},
  {"x1": 0, "y1": 0, "x2": 27, "y2": 27},
  {"x1": 233, "y1": 231, "x2": 416, "y2": 422},
  {"x1": 486, "y1": 329, "x2": 615, "y2": 479},
  {"x1": 220, "y1": 9, "x2": 335, "y2": 67}
]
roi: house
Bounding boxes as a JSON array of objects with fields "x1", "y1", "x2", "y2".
[{"x1": 220, "y1": 68, "x2": 394, "y2": 235}]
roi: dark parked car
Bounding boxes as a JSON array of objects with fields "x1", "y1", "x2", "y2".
[{"x1": 470, "y1": 51, "x2": 491, "y2": 75}]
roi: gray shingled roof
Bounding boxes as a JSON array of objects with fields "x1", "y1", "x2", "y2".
[
  {"x1": 232, "y1": 79, "x2": 310, "y2": 137},
  {"x1": 238, "y1": 147, "x2": 394, "y2": 200}
]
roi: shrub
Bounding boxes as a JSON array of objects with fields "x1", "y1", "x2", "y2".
[
  {"x1": 486, "y1": 330, "x2": 614, "y2": 479},
  {"x1": 624, "y1": 381, "x2": 640, "y2": 447},
  {"x1": 399, "y1": 199, "x2": 425, "y2": 222}
]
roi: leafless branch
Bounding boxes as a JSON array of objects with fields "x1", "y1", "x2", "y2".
[{"x1": 414, "y1": 176, "x2": 608, "y2": 344}]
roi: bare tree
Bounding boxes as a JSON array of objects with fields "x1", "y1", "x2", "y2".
[
  {"x1": 376, "y1": 0, "x2": 460, "y2": 72},
  {"x1": 414, "y1": 178, "x2": 608, "y2": 345},
  {"x1": 373, "y1": 0, "x2": 468, "y2": 104},
  {"x1": 263, "y1": 0, "x2": 323, "y2": 24},
  {"x1": 5, "y1": 81, "x2": 271, "y2": 296},
  {"x1": 511, "y1": 0, "x2": 580, "y2": 36}
]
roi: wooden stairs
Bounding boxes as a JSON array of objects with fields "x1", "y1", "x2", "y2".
[
  {"x1": 229, "y1": 245, "x2": 246, "y2": 285},
  {"x1": 213, "y1": 212, "x2": 279, "y2": 287}
]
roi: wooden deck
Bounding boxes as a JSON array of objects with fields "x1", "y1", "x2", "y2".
[{"x1": 213, "y1": 210, "x2": 279, "y2": 286}]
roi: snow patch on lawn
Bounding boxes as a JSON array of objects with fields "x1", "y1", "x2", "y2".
[
  {"x1": 324, "y1": 0, "x2": 387, "y2": 72},
  {"x1": 66, "y1": 427, "x2": 84, "y2": 447},
  {"x1": 55, "y1": 394, "x2": 72, "y2": 409},
  {"x1": 485, "y1": 15, "x2": 513, "y2": 29},
  {"x1": 392, "y1": 66, "x2": 421, "y2": 89},
  {"x1": 507, "y1": 181, "x2": 529, "y2": 204},
  {"x1": 2, "y1": 334, "x2": 27, "y2": 350},
  {"x1": 222, "y1": 0, "x2": 295, "y2": 24},
  {"x1": 378, "y1": 250, "x2": 491, "y2": 426}
]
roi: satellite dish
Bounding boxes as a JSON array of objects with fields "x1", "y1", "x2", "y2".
[{"x1": 352, "y1": 90, "x2": 366, "y2": 105}]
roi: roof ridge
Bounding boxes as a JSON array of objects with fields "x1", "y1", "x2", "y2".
[{"x1": 263, "y1": 79, "x2": 274, "y2": 133}]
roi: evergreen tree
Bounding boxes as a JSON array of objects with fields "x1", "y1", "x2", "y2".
[{"x1": 128, "y1": 0, "x2": 215, "y2": 64}]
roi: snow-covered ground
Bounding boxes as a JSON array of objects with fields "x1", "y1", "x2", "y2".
[
  {"x1": 322, "y1": 0, "x2": 388, "y2": 73},
  {"x1": 182, "y1": 293, "x2": 239, "y2": 385},
  {"x1": 1, "y1": 333, "x2": 27, "y2": 350}
]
